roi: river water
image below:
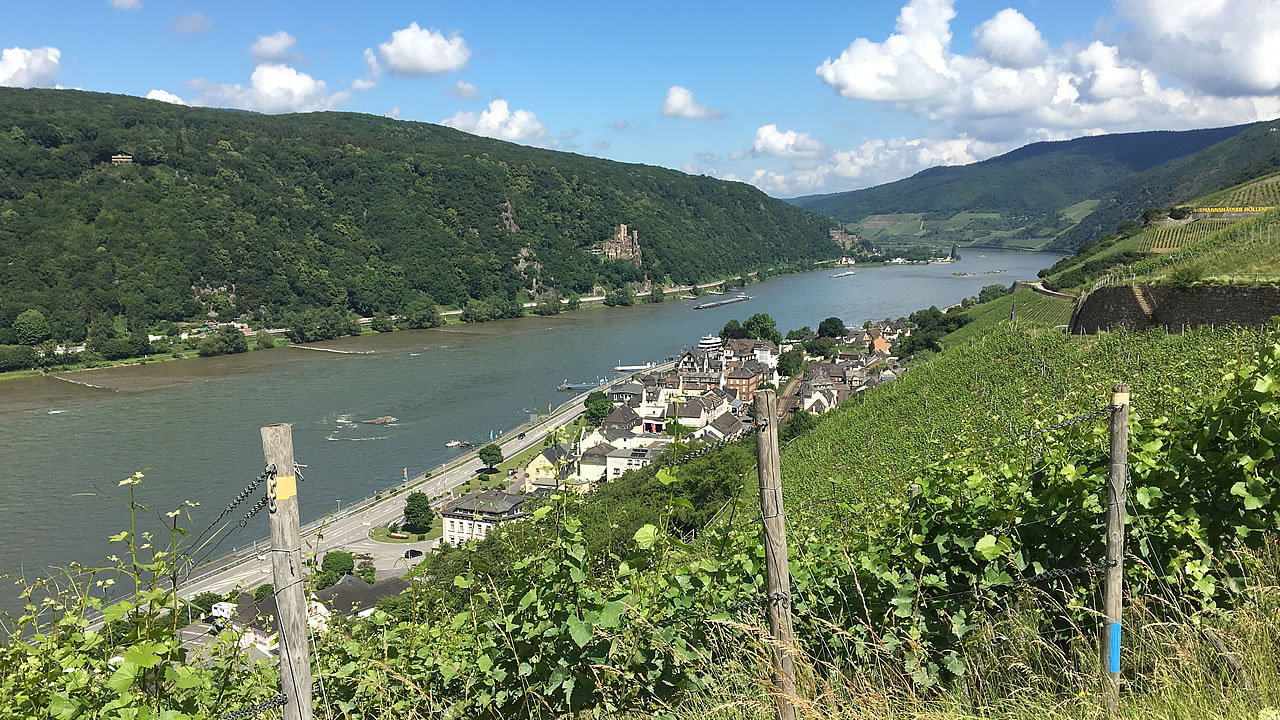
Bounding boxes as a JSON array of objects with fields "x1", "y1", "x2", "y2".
[{"x1": 0, "y1": 251, "x2": 1050, "y2": 594}]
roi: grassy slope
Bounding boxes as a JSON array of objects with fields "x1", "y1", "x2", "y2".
[{"x1": 778, "y1": 325, "x2": 1250, "y2": 505}]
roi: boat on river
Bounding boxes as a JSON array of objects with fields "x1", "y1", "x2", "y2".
[
  {"x1": 830, "y1": 270, "x2": 856, "y2": 278},
  {"x1": 445, "y1": 440, "x2": 471, "y2": 448},
  {"x1": 693, "y1": 293, "x2": 751, "y2": 310},
  {"x1": 557, "y1": 378, "x2": 606, "y2": 392},
  {"x1": 612, "y1": 361, "x2": 655, "y2": 373}
]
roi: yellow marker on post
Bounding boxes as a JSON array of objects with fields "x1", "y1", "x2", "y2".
[{"x1": 274, "y1": 474, "x2": 297, "y2": 502}]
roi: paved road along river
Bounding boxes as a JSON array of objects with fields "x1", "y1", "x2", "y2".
[{"x1": 0, "y1": 250, "x2": 1052, "y2": 605}]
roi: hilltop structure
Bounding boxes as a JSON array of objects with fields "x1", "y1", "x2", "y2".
[{"x1": 594, "y1": 224, "x2": 643, "y2": 266}]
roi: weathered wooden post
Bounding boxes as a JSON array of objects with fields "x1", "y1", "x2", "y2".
[
  {"x1": 261, "y1": 424, "x2": 314, "y2": 720},
  {"x1": 754, "y1": 390, "x2": 797, "y2": 720},
  {"x1": 1102, "y1": 384, "x2": 1129, "y2": 715}
]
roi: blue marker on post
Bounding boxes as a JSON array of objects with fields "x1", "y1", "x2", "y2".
[{"x1": 1108, "y1": 621, "x2": 1121, "y2": 674}]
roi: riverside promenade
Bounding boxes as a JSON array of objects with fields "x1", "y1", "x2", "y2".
[{"x1": 177, "y1": 362, "x2": 675, "y2": 599}]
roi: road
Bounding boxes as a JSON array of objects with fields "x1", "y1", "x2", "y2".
[{"x1": 177, "y1": 362, "x2": 675, "y2": 600}]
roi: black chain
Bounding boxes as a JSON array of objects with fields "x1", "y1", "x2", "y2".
[
  {"x1": 189, "y1": 465, "x2": 277, "y2": 550},
  {"x1": 216, "y1": 693, "x2": 287, "y2": 720},
  {"x1": 239, "y1": 494, "x2": 271, "y2": 528}
]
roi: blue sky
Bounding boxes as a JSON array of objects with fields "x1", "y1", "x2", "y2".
[{"x1": 3, "y1": 0, "x2": 1278, "y2": 196}]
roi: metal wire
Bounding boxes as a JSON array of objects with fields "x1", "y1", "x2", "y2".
[{"x1": 188, "y1": 465, "x2": 276, "y2": 555}]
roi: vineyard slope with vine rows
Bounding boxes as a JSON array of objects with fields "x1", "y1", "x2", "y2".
[{"x1": 937, "y1": 289, "x2": 1072, "y2": 348}]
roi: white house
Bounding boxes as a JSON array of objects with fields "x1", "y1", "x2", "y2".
[{"x1": 441, "y1": 491, "x2": 528, "y2": 546}]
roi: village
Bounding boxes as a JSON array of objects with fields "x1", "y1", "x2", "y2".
[{"x1": 192, "y1": 316, "x2": 914, "y2": 659}]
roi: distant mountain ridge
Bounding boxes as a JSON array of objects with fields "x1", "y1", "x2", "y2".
[
  {"x1": 790, "y1": 124, "x2": 1258, "y2": 224},
  {"x1": 0, "y1": 88, "x2": 836, "y2": 339}
]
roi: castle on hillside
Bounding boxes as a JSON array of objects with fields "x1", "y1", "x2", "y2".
[{"x1": 593, "y1": 224, "x2": 643, "y2": 267}]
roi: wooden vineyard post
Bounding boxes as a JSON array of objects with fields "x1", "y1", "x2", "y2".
[
  {"x1": 261, "y1": 424, "x2": 314, "y2": 720},
  {"x1": 1102, "y1": 385, "x2": 1129, "y2": 715},
  {"x1": 754, "y1": 390, "x2": 797, "y2": 720}
]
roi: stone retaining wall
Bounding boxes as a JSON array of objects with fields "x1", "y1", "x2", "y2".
[{"x1": 1070, "y1": 285, "x2": 1280, "y2": 334}]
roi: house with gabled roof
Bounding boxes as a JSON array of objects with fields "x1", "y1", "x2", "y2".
[{"x1": 442, "y1": 490, "x2": 528, "y2": 545}]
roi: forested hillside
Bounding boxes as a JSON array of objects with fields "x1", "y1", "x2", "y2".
[
  {"x1": 0, "y1": 89, "x2": 836, "y2": 341},
  {"x1": 1051, "y1": 119, "x2": 1280, "y2": 251},
  {"x1": 790, "y1": 124, "x2": 1254, "y2": 222}
]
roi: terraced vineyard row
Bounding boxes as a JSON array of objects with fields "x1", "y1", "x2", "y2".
[
  {"x1": 1138, "y1": 219, "x2": 1236, "y2": 252},
  {"x1": 1195, "y1": 172, "x2": 1280, "y2": 208},
  {"x1": 940, "y1": 289, "x2": 1073, "y2": 347}
]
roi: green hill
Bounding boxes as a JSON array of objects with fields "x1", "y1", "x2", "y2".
[
  {"x1": 1051, "y1": 119, "x2": 1280, "y2": 251},
  {"x1": 791, "y1": 125, "x2": 1254, "y2": 223},
  {"x1": 0, "y1": 88, "x2": 836, "y2": 340}
]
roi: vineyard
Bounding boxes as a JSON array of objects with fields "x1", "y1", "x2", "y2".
[
  {"x1": 938, "y1": 289, "x2": 1073, "y2": 347},
  {"x1": 1193, "y1": 171, "x2": 1280, "y2": 209},
  {"x1": 4, "y1": 325, "x2": 1278, "y2": 719},
  {"x1": 1137, "y1": 218, "x2": 1237, "y2": 252},
  {"x1": 1093, "y1": 208, "x2": 1280, "y2": 288}
]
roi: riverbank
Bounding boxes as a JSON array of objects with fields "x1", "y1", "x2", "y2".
[{"x1": 0, "y1": 270, "x2": 780, "y2": 382}]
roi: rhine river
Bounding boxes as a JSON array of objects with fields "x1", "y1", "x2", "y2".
[{"x1": 0, "y1": 251, "x2": 1051, "y2": 592}]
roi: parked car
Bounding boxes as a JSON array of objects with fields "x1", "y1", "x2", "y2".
[
  {"x1": 517, "y1": 432, "x2": 526, "y2": 439},
  {"x1": 403, "y1": 548, "x2": 424, "y2": 559}
]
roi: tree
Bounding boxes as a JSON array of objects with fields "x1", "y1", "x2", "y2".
[
  {"x1": 478, "y1": 443, "x2": 503, "y2": 470},
  {"x1": 0, "y1": 345, "x2": 38, "y2": 371},
  {"x1": 603, "y1": 287, "x2": 634, "y2": 307},
  {"x1": 251, "y1": 584, "x2": 274, "y2": 602},
  {"x1": 402, "y1": 491, "x2": 434, "y2": 534},
  {"x1": 779, "y1": 410, "x2": 819, "y2": 443},
  {"x1": 817, "y1": 316, "x2": 847, "y2": 338},
  {"x1": 320, "y1": 550, "x2": 354, "y2": 577},
  {"x1": 197, "y1": 326, "x2": 249, "y2": 357},
  {"x1": 533, "y1": 290, "x2": 564, "y2": 316},
  {"x1": 403, "y1": 296, "x2": 443, "y2": 329},
  {"x1": 255, "y1": 333, "x2": 276, "y2": 350},
  {"x1": 978, "y1": 284, "x2": 1011, "y2": 304},
  {"x1": 584, "y1": 391, "x2": 613, "y2": 426},
  {"x1": 804, "y1": 336, "x2": 837, "y2": 358},
  {"x1": 12, "y1": 310, "x2": 50, "y2": 346},
  {"x1": 311, "y1": 570, "x2": 339, "y2": 591},
  {"x1": 743, "y1": 313, "x2": 782, "y2": 345},
  {"x1": 777, "y1": 348, "x2": 804, "y2": 377},
  {"x1": 785, "y1": 326, "x2": 813, "y2": 341},
  {"x1": 371, "y1": 313, "x2": 395, "y2": 332},
  {"x1": 720, "y1": 319, "x2": 748, "y2": 340}
]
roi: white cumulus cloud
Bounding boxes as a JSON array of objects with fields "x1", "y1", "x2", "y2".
[
  {"x1": 815, "y1": 0, "x2": 956, "y2": 102},
  {"x1": 442, "y1": 99, "x2": 547, "y2": 142},
  {"x1": 146, "y1": 89, "x2": 186, "y2": 105},
  {"x1": 0, "y1": 47, "x2": 61, "y2": 88},
  {"x1": 378, "y1": 22, "x2": 469, "y2": 75},
  {"x1": 444, "y1": 80, "x2": 478, "y2": 99},
  {"x1": 752, "y1": 124, "x2": 824, "y2": 158},
  {"x1": 385, "y1": 106, "x2": 401, "y2": 119},
  {"x1": 187, "y1": 64, "x2": 348, "y2": 114},
  {"x1": 661, "y1": 86, "x2": 724, "y2": 119},
  {"x1": 1117, "y1": 0, "x2": 1280, "y2": 97},
  {"x1": 973, "y1": 8, "x2": 1046, "y2": 69},
  {"x1": 249, "y1": 31, "x2": 297, "y2": 63},
  {"x1": 814, "y1": 0, "x2": 1280, "y2": 145},
  {"x1": 110, "y1": 0, "x2": 141, "y2": 9}
]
